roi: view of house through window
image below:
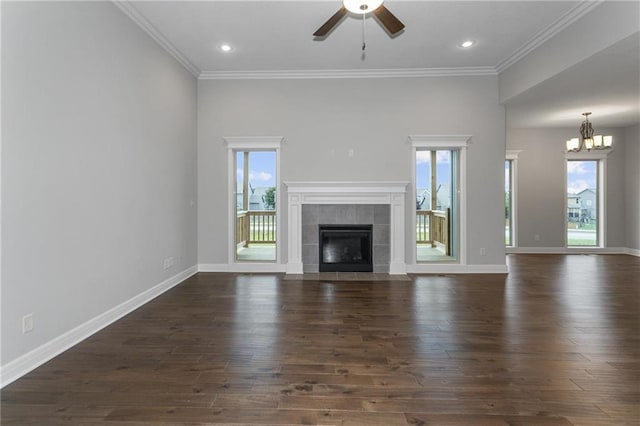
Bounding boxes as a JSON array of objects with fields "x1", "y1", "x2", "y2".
[
  {"x1": 235, "y1": 150, "x2": 277, "y2": 261},
  {"x1": 416, "y1": 149, "x2": 459, "y2": 262},
  {"x1": 505, "y1": 160, "x2": 513, "y2": 246},
  {"x1": 566, "y1": 160, "x2": 599, "y2": 247}
]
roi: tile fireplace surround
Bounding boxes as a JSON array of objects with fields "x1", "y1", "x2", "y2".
[{"x1": 284, "y1": 181, "x2": 409, "y2": 275}]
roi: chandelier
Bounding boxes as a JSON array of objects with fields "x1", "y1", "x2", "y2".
[{"x1": 566, "y1": 112, "x2": 613, "y2": 152}]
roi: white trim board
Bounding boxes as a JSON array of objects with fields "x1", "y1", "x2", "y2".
[
  {"x1": 112, "y1": 1, "x2": 200, "y2": 77},
  {"x1": 506, "y1": 247, "x2": 629, "y2": 255},
  {"x1": 198, "y1": 263, "x2": 286, "y2": 273},
  {"x1": 0, "y1": 266, "x2": 198, "y2": 388},
  {"x1": 495, "y1": 1, "x2": 602, "y2": 73},
  {"x1": 626, "y1": 248, "x2": 640, "y2": 257},
  {"x1": 407, "y1": 264, "x2": 508, "y2": 274},
  {"x1": 200, "y1": 67, "x2": 497, "y2": 80}
]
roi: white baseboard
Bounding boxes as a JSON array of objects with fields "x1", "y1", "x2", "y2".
[
  {"x1": 285, "y1": 261, "x2": 304, "y2": 275},
  {"x1": 407, "y1": 264, "x2": 508, "y2": 274},
  {"x1": 625, "y1": 247, "x2": 640, "y2": 257},
  {"x1": 0, "y1": 265, "x2": 198, "y2": 388},
  {"x1": 204, "y1": 262, "x2": 505, "y2": 274},
  {"x1": 389, "y1": 261, "x2": 408, "y2": 275},
  {"x1": 199, "y1": 263, "x2": 286, "y2": 273},
  {"x1": 507, "y1": 247, "x2": 630, "y2": 255}
]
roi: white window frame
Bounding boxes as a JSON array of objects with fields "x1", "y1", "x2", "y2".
[
  {"x1": 224, "y1": 136, "x2": 283, "y2": 267},
  {"x1": 505, "y1": 150, "x2": 521, "y2": 249},
  {"x1": 564, "y1": 150, "x2": 610, "y2": 249},
  {"x1": 408, "y1": 135, "x2": 471, "y2": 268}
]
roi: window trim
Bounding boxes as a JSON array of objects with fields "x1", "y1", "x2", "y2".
[{"x1": 225, "y1": 136, "x2": 283, "y2": 265}]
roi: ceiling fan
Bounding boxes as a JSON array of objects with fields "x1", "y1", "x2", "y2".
[{"x1": 314, "y1": 0, "x2": 405, "y2": 38}]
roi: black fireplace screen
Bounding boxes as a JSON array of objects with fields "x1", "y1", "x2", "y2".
[{"x1": 319, "y1": 225, "x2": 373, "y2": 272}]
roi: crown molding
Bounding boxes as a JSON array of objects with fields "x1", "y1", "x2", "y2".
[
  {"x1": 495, "y1": 1, "x2": 603, "y2": 73},
  {"x1": 112, "y1": 1, "x2": 200, "y2": 77},
  {"x1": 199, "y1": 67, "x2": 497, "y2": 80}
]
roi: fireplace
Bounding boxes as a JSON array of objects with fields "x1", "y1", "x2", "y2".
[
  {"x1": 283, "y1": 181, "x2": 409, "y2": 275},
  {"x1": 319, "y1": 225, "x2": 373, "y2": 272}
]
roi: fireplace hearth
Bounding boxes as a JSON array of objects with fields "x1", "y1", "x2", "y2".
[{"x1": 319, "y1": 224, "x2": 373, "y2": 272}]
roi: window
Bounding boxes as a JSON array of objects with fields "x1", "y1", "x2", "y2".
[
  {"x1": 235, "y1": 151, "x2": 277, "y2": 261},
  {"x1": 410, "y1": 135, "x2": 470, "y2": 267},
  {"x1": 505, "y1": 160, "x2": 513, "y2": 246},
  {"x1": 505, "y1": 151, "x2": 520, "y2": 248},
  {"x1": 225, "y1": 137, "x2": 282, "y2": 264},
  {"x1": 566, "y1": 159, "x2": 602, "y2": 247},
  {"x1": 415, "y1": 149, "x2": 460, "y2": 262}
]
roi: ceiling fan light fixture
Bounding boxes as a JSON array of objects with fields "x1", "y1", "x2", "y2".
[{"x1": 343, "y1": 0, "x2": 384, "y2": 14}]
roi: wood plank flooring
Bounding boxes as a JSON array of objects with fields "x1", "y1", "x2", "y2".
[{"x1": 2, "y1": 254, "x2": 639, "y2": 425}]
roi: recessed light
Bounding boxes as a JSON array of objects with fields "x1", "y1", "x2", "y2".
[
  {"x1": 459, "y1": 40, "x2": 475, "y2": 49},
  {"x1": 219, "y1": 43, "x2": 233, "y2": 53}
]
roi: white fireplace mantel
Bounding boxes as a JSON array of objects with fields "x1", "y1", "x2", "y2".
[{"x1": 283, "y1": 181, "x2": 409, "y2": 275}]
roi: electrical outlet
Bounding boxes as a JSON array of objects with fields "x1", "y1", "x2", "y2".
[
  {"x1": 163, "y1": 257, "x2": 175, "y2": 269},
  {"x1": 480, "y1": 247, "x2": 486, "y2": 256},
  {"x1": 22, "y1": 314, "x2": 34, "y2": 334},
  {"x1": 534, "y1": 234, "x2": 540, "y2": 241}
]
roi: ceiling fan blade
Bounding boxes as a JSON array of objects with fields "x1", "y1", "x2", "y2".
[
  {"x1": 314, "y1": 6, "x2": 348, "y2": 37},
  {"x1": 373, "y1": 5, "x2": 405, "y2": 35}
]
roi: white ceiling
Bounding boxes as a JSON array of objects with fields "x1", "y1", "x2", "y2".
[{"x1": 123, "y1": 0, "x2": 640, "y2": 128}]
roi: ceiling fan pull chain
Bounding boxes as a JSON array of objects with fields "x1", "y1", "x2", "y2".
[{"x1": 362, "y1": 12, "x2": 366, "y2": 51}]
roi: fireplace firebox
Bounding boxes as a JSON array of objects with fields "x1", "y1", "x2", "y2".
[{"x1": 319, "y1": 225, "x2": 373, "y2": 272}]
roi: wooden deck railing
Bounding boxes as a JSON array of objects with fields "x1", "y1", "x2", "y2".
[
  {"x1": 416, "y1": 210, "x2": 431, "y2": 244},
  {"x1": 236, "y1": 210, "x2": 276, "y2": 247},
  {"x1": 416, "y1": 209, "x2": 450, "y2": 255}
]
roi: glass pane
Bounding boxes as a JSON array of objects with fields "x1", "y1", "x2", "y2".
[
  {"x1": 416, "y1": 150, "x2": 431, "y2": 211},
  {"x1": 505, "y1": 160, "x2": 512, "y2": 246},
  {"x1": 235, "y1": 150, "x2": 277, "y2": 261},
  {"x1": 435, "y1": 150, "x2": 451, "y2": 210},
  {"x1": 567, "y1": 160, "x2": 598, "y2": 246}
]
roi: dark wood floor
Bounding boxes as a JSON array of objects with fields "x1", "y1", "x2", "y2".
[{"x1": 2, "y1": 254, "x2": 639, "y2": 425}]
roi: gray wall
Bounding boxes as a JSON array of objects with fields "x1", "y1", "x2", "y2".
[
  {"x1": 2, "y1": 2, "x2": 197, "y2": 365},
  {"x1": 198, "y1": 77, "x2": 506, "y2": 266},
  {"x1": 506, "y1": 127, "x2": 629, "y2": 248},
  {"x1": 625, "y1": 124, "x2": 640, "y2": 251}
]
